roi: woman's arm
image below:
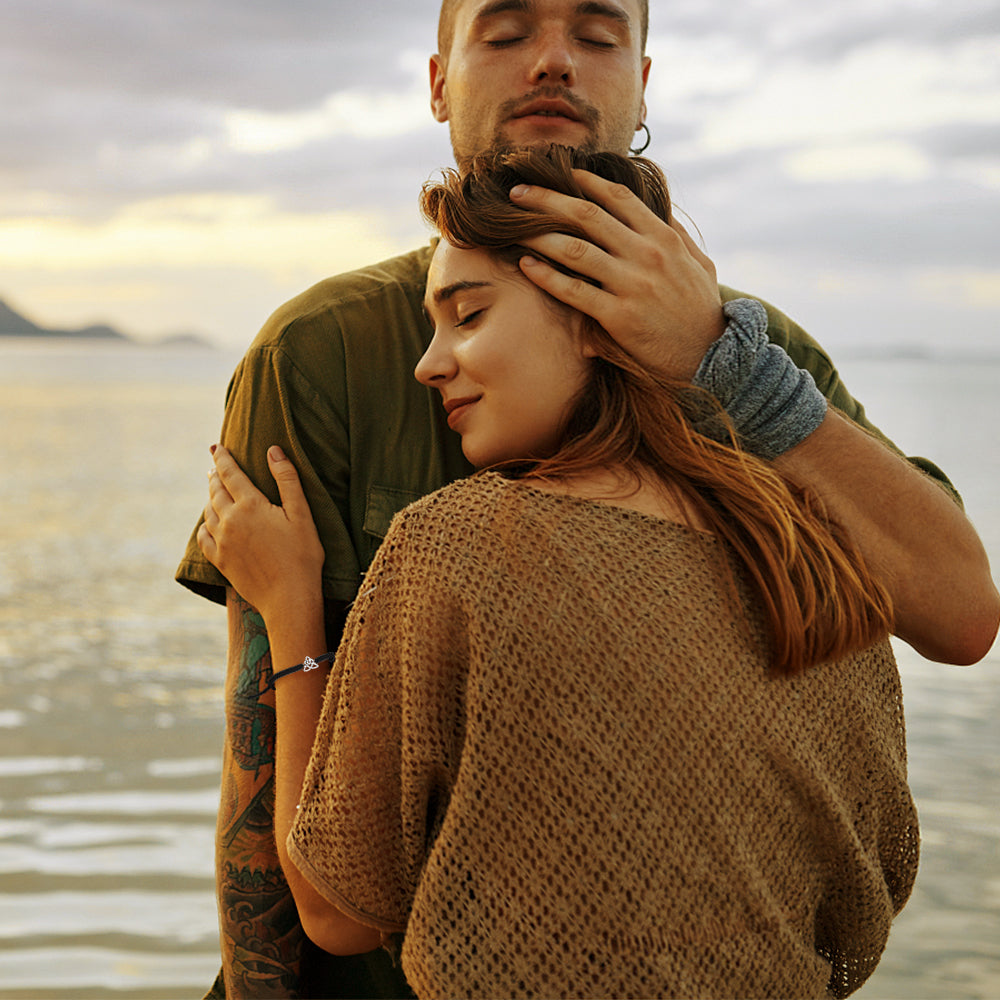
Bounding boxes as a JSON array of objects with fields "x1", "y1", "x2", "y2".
[{"x1": 200, "y1": 444, "x2": 384, "y2": 954}]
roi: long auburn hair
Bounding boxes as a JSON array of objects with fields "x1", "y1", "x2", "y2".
[{"x1": 420, "y1": 146, "x2": 893, "y2": 674}]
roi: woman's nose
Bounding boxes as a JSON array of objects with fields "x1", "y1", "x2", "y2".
[{"x1": 414, "y1": 333, "x2": 456, "y2": 386}]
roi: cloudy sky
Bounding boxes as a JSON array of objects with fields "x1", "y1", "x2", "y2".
[{"x1": 3, "y1": 0, "x2": 999, "y2": 355}]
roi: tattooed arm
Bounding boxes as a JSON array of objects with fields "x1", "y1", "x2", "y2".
[
  {"x1": 213, "y1": 591, "x2": 413, "y2": 999},
  {"x1": 213, "y1": 589, "x2": 308, "y2": 998}
]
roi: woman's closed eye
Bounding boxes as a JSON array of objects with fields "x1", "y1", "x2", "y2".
[{"x1": 456, "y1": 308, "x2": 486, "y2": 329}]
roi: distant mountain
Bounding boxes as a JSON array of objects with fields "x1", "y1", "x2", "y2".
[
  {"x1": 0, "y1": 298, "x2": 127, "y2": 340},
  {"x1": 0, "y1": 297, "x2": 210, "y2": 347},
  {"x1": 0, "y1": 299, "x2": 41, "y2": 336}
]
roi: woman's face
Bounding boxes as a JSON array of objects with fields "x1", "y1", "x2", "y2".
[{"x1": 416, "y1": 239, "x2": 592, "y2": 468}]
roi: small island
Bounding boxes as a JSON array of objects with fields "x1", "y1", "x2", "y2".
[{"x1": 0, "y1": 297, "x2": 210, "y2": 347}]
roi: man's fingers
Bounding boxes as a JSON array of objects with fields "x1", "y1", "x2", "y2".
[
  {"x1": 669, "y1": 215, "x2": 715, "y2": 275},
  {"x1": 510, "y1": 169, "x2": 664, "y2": 240},
  {"x1": 520, "y1": 230, "x2": 615, "y2": 278},
  {"x1": 569, "y1": 169, "x2": 665, "y2": 236},
  {"x1": 519, "y1": 255, "x2": 613, "y2": 326}
]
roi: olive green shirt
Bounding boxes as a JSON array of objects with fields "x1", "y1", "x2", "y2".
[{"x1": 176, "y1": 243, "x2": 956, "y2": 604}]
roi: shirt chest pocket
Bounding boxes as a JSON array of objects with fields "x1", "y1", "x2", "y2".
[{"x1": 362, "y1": 484, "x2": 423, "y2": 550}]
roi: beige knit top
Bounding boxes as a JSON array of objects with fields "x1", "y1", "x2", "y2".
[{"x1": 288, "y1": 472, "x2": 918, "y2": 1000}]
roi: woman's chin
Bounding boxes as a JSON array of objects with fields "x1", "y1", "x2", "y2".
[{"x1": 464, "y1": 444, "x2": 515, "y2": 471}]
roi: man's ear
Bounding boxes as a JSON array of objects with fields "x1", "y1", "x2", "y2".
[
  {"x1": 429, "y1": 54, "x2": 449, "y2": 123},
  {"x1": 637, "y1": 56, "x2": 651, "y2": 127}
]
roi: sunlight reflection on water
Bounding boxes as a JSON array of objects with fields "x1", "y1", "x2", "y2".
[{"x1": 0, "y1": 342, "x2": 997, "y2": 998}]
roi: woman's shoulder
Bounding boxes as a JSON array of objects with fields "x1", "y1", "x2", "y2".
[
  {"x1": 396, "y1": 471, "x2": 719, "y2": 538},
  {"x1": 383, "y1": 472, "x2": 715, "y2": 580},
  {"x1": 385, "y1": 473, "x2": 538, "y2": 543},
  {"x1": 377, "y1": 472, "x2": 604, "y2": 567},
  {"x1": 359, "y1": 475, "x2": 541, "y2": 604}
]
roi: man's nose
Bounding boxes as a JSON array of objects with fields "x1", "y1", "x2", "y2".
[{"x1": 528, "y1": 29, "x2": 576, "y2": 86}]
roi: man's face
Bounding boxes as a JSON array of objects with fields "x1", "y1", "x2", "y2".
[{"x1": 430, "y1": 0, "x2": 650, "y2": 166}]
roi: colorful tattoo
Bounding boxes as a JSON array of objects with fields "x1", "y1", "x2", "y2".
[
  {"x1": 215, "y1": 593, "x2": 304, "y2": 997},
  {"x1": 212, "y1": 593, "x2": 411, "y2": 999}
]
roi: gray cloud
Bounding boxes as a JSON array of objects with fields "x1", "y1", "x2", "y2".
[
  {"x1": 6, "y1": 0, "x2": 996, "y2": 213},
  {"x1": 4, "y1": 0, "x2": 999, "y2": 355},
  {"x1": 676, "y1": 146, "x2": 999, "y2": 272},
  {"x1": 915, "y1": 122, "x2": 1000, "y2": 160},
  {"x1": 5, "y1": 0, "x2": 440, "y2": 104},
  {"x1": 651, "y1": 0, "x2": 1000, "y2": 60},
  {"x1": 1, "y1": 0, "x2": 454, "y2": 221}
]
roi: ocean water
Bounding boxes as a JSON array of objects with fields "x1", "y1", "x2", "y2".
[{"x1": 0, "y1": 340, "x2": 997, "y2": 999}]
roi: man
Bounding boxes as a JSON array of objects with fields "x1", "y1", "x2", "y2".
[{"x1": 178, "y1": 1, "x2": 999, "y2": 997}]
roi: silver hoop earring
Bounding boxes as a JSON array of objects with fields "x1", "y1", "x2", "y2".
[{"x1": 629, "y1": 122, "x2": 651, "y2": 156}]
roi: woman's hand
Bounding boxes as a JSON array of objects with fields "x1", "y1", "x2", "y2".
[{"x1": 198, "y1": 444, "x2": 325, "y2": 626}]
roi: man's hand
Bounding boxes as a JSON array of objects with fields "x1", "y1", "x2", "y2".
[{"x1": 510, "y1": 168, "x2": 726, "y2": 378}]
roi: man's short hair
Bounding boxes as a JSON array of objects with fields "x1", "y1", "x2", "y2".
[{"x1": 437, "y1": 0, "x2": 649, "y2": 64}]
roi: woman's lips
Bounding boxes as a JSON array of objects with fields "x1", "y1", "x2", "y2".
[{"x1": 445, "y1": 396, "x2": 480, "y2": 430}]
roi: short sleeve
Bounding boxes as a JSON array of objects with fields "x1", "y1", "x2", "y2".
[
  {"x1": 175, "y1": 245, "x2": 471, "y2": 606},
  {"x1": 174, "y1": 327, "x2": 361, "y2": 604},
  {"x1": 287, "y1": 510, "x2": 468, "y2": 931}
]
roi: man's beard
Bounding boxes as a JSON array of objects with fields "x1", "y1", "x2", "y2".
[{"x1": 491, "y1": 121, "x2": 602, "y2": 154}]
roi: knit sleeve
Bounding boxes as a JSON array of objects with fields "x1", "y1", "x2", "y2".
[
  {"x1": 286, "y1": 506, "x2": 467, "y2": 932},
  {"x1": 718, "y1": 284, "x2": 962, "y2": 505}
]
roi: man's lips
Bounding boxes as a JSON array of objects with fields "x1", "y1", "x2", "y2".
[{"x1": 511, "y1": 99, "x2": 582, "y2": 123}]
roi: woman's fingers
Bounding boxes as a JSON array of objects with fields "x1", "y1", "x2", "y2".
[
  {"x1": 199, "y1": 446, "x2": 254, "y2": 568},
  {"x1": 196, "y1": 517, "x2": 216, "y2": 558},
  {"x1": 206, "y1": 468, "x2": 232, "y2": 517},
  {"x1": 266, "y1": 445, "x2": 311, "y2": 522},
  {"x1": 211, "y1": 444, "x2": 259, "y2": 503},
  {"x1": 197, "y1": 444, "x2": 325, "y2": 610}
]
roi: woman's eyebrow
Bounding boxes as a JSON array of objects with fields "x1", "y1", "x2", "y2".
[{"x1": 429, "y1": 280, "x2": 493, "y2": 306}]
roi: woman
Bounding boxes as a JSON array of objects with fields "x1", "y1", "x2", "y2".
[{"x1": 200, "y1": 147, "x2": 918, "y2": 999}]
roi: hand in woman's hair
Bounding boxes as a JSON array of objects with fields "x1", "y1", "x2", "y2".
[{"x1": 511, "y1": 170, "x2": 725, "y2": 379}]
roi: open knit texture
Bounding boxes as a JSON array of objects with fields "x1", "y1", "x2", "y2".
[{"x1": 288, "y1": 472, "x2": 918, "y2": 1000}]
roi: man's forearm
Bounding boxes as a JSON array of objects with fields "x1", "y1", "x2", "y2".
[
  {"x1": 775, "y1": 408, "x2": 999, "y2": 664},
  {"x1": 216, "y1": 590, "x2": 305, "y2": 998}
]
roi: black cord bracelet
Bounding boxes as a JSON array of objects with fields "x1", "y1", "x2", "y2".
[{"x1": 262, "y1": 652, "x2": 336, "y2": 693}]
